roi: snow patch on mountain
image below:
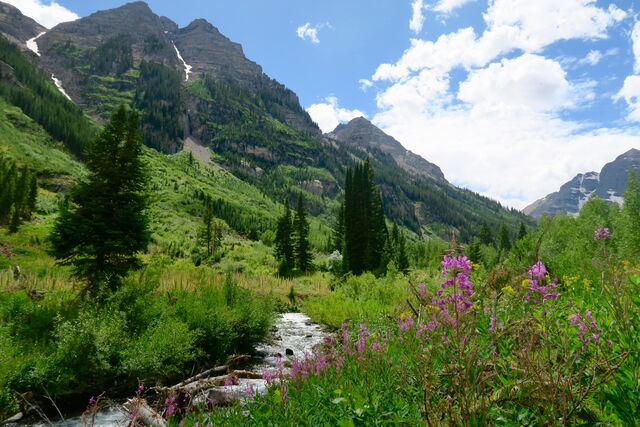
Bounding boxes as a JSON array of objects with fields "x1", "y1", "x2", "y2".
[
  {"x1": 171, "y1": 41, "x2": 192, "y2": 81},
  {"x1": 25, "y1": 31, "x2": 46, "y2": 56},
  {"x1": 51, "y1": 74, "x2": 72, "y2": 101}
]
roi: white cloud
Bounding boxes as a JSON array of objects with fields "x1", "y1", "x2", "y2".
[
  {"x1": 409, "y1": 0, "x2": 425, "y2": 33},
  {"x1": 358, "y1": 78, "x2": 373, "y2": 91},
  {"x1": 458, "y1": 54, "x2": 570, "y2": 112},
  {"x1": 375, "y1": 0, "x2": 626, "y2": 84},
  {"x1": 296, "y1": 22, "x2": 332, "y2": 44},
  {"x1": 365, "y1": 0, "x2": 634, "y2": 208},
  {"x1": 373, "y1": 104, "x2": 639, "y2": 209},
  {"x1": 307, "y1": 96, "x2": 367, "y2": 133},
  {"x1": 3, "y1": 0, "x2": 79, "y2": 29},
  {"x1": 616, "y1": 75, "x2": 640, "y2": 121},
  {"x1": 579, "y1": 50, "x2": 603, "y2": 66},
  {"x1": 433, "y1": 0, "x2": 475, "y2": 14},
  {"x1": 631, "y1": 21, "x2": 640, "y2": 73}
]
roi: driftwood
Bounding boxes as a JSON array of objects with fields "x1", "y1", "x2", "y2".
[
  {"x1": 123, "y1": 398, "x2": 166, "y2": 427},
  {"x1": 170, "y1": 370, "x2": 263, "y2": 396}
]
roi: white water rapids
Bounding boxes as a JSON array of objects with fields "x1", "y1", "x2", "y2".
[{"x1": 11, "y1": 313, "x2": 328, "y2": 426}]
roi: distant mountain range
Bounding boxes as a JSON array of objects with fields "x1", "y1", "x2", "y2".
[
  {"x1": 0, "y1": 0, "x2": 531, "y2": 241},
  {"x1": 523, "y1": 148, "x2": 640, "y2": 218}
]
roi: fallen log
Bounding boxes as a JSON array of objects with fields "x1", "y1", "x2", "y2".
[{"x1": 123, "y1": 398, "x2": 166, "y2": 427}]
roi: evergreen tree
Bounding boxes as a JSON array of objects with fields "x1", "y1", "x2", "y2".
[
  {"x1": 466, "y1": 240, "x2": 482, "y2": 264},
  {"x1": 498, "y1": 224, "x2": 512, "y2": 252},
  {"x1": 50, "y1": 105, "x2": 150, "y2": 296},
  {"x1": 395, "y1": 228, "x2": 409, "y2": 274},
  {"x1": 200, "y1": 203, "x2": 215, "y2": 257},
  {"x1": 478, "y1": 222, "x2": 495, "y2": 247},
  {"x1": 517, "y1": 222, "x2": 528, "y2": 240},
  {"x1": 275, "y1": 201, "x2": 294, "y2": 275},
  {"x1": 330, "y1": 203, "x2": 345, "y2": 253},
  {"x1": 622, "y1": 170, "x2": 640, "y2": 259},
  {"x1": 293, "y1": 193, "x2": 312, "y2": 273},
  {"x1": 341, "y1": 159, "x2": 389, "y2": 275}
]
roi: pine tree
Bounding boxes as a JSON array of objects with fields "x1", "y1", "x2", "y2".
[
  {"x1": 330, "y1": 203, "x2": 345, "y2": 253},
  {"x1": 341, "y1": 159, "x2": 388, "y2": 275},
  {"x1": 479, "y1": 222, "x2": 495, "y2": 247},
  {"x1": 50, "y1": 105, "x2": 150, "y2": 296},
  {"x1": 200, "y1": 203, "x2": 214, "y2": 257},
  {"x1": 467, "y1": 240, "x2": 482, "y2": 264},
  {"x1": 293, "y1": 193, "x2": 312, "y2": 273},
  {"x1": 498, "y1": 224, "x2": 512, "y2": 252},
  {"x1": 517, "y1": 222, "x2": 527, "y2": 240},
  {"x1": 275, "y1": 201, "x2": 294, "y2": 275},
  {"x1": 395, "y1": 229, "x2": 409, "y2": 274}
]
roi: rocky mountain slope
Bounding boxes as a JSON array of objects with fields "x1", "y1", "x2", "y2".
[
  {"x1": 0, "y1": 0, "x2": 532, "y2": 241},
  {"x1": 328, "y1": 117, "x2": 446, "y2": 181},
  {"x1": 523, "y1": 148, "x2": 640, "y2": 218},
  {"x1": 0, "y1": 1, "x2": 45, "y2": 48}
]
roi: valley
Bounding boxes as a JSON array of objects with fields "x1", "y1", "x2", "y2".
[{"x1": 0, "y1": 1, "x2": 639, "y2": 426}]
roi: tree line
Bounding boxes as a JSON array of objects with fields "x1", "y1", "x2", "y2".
[{"x1": 274, "y1": 194, "x2": 312, "y2": 276}]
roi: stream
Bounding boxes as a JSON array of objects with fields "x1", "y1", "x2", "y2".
[{"x1": 10, "y1": 312, "x2": 328, "y2": 427}]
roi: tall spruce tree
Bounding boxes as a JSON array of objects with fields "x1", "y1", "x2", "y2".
[
  {"x1": 275, "y1": 201, "x2": 294, "y2": 275},
  {"x1": 50, "y1": 105, "x2": 150, "y2": 296},
  {"x1": 330, "y1": 202, "x2": 345, "y2": 253},
  {"x1": 479, "y1": 222, "x2": 495, "y2": 247},
  {"x1": 293, "y1": 193, "x2": 312, "y2": 273},
  {"x1": 498, "y1": 224, "x2": 512, "y2": 252},
  {"x1": 517, "y1": 222, "x2": 528, "y2": 240},
  {"x1": 342, "y1": 159, "x2": 389, "y2": 275}
]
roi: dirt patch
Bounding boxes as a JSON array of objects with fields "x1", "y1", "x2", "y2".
[
  {"x1": 183, "y1": 136, "x2": 211, "y2": 163},
  {"x1": 0, "y1": 241, "x2": 14, "y2": 258}
]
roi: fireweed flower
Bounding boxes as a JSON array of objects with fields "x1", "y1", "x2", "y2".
[
  {"x1": 594, "y1": 227, "x2": 611, "y2": 241},
  {"x1": 88, "y1": 396, "x2": 96, "y2": 407},
  {"x1": 525, "y1": 261, "x2": 558, "y2": 304},
  {"x1": 569, "y1": 309, "x2": 605, "y2": 349},
  {"x1": 399, "y1": 313, "x2": 415, "y2": 331},
  {"x1": 163, "y1": 395, "x2": 177, "y2": 417},
  {"x1": 432, "y1": 256, "x2": 475, "y2": 324}
]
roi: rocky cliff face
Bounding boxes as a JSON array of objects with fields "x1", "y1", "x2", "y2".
[
  {"x1": 328, "y1": 117, "x2": 446, "y2": 181},
  {"x1": 0, "y1": 1, "x2": 45, "y2": 48},
  {"x1": 523, "y1": 148, "x2": 640, "y2": 218}
]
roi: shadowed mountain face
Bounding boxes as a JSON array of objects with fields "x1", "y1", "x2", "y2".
[
  {"x1": 0, "y1": 1, "x2": 46, "y2": 47},
  {"x1": 523, "y1": 148, "x2": 640, "y2": 218},
  {"x1": 328, "y1": 117, "x2": 446, "y2": 181}
]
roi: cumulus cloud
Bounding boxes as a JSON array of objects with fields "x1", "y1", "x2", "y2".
[
  {"x1": 3, "y1": 0, "x2": 79, "y2": 28},
  {"x1": 631, "y1": 21, "x2": 640, "y2": 73},
  {"x1": 616, "y1": 76, "x2": 640, "y2": 121},
  {"x1": 433, "y1": 0, "x2": 475, "y2": 14},
  {"x1": 365, "y1": 0, "x2": 636, "y2": 208},
  {"x1": 409, "y1": 0, "x2": 425, "y2": 33},
  {"x1": 458, "y1": 54, "x2": 571, "y2": 112},
  {"x1": 375, "y1": 0, "x2": 626, "y2": 83},
  {"x1": 296, "y1": 22, "x2": 331, "y2": 44},
  {"x1": 306, "y1": 97, "x2": 367, "y2": 133}
]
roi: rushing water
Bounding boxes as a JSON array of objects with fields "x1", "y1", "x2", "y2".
[{"x1": 10, "y1": 312, "x2": 328, "y2": 426}]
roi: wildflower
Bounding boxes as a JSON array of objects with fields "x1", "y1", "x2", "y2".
[
  {"x1": 263, "y1": 370, "x2": 275, "y2": 384},
  {"x1": 594, "y1": 227, "x2": 611, "y2": 241},
  {"x1": 163, "y1": 395, "x2": 177, "y2": 418},
  {"x1": 399, "y1": 313, "x2": 415, "y2": 331},
  {"x1": 88, "y1": 396, "x2": 96, "y2": 407},
  {"x1": 136, "y1": 382, "x2": 144, "y2": 396},
  {"x1": 244, "y1": 384, "x2": 254, "y2": 398}
]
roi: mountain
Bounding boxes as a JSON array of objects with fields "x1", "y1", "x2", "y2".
[
  {"x1": 0, "y1": 1, "x2": 45, "y2": 48},
  {"x1": 328, "y1": 117, "x2": 446, "y2": 181},
  {"x1": 0, "y1": 0, "x2": 532, "y2": 243},
  {"x1": 523, "y1": 148, "x2": 640, "y2": 218}
]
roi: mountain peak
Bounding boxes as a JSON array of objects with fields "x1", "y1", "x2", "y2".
[
  {"x1": 524, "y1": 148, "x2": 640, "y2": 217},
  {"x1": 0, "y1": 1, "x2": 46, "y2": 44},
  {"x1": 329, "y1": 117, "x2": 446, "y2": 181}
]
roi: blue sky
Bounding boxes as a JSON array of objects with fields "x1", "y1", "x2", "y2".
[{"x1": 11, "y1": 0, "x2": 640, "y2": 208}]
